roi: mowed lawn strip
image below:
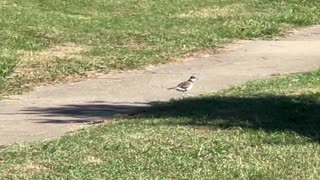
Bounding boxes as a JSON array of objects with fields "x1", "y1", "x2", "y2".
[{"x1": 1, "y1": 0, "x2": 320, "y2": 96}]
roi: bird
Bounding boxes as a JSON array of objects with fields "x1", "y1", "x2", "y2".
[{"x1": 168, "y1": 76, "x2": 198, "y2": 96}]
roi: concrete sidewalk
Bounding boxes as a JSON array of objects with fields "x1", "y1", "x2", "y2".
[{"x1": 1, "y1": 26, "x2": 320, "y2": 145}]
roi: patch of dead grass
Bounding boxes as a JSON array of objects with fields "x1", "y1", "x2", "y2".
[
  {"x1": 178, "y1": 4, "x2": 246, "y2": 18},
  {"x1": 83, "y1": 156, "x2": 103, "y2": 164},
  {"x1": 51, "y1": 12, "x2": 93, "y2": 20},
  {"x1": 20, "y1": 42, "x2": 87, "y2": 64},
  {"x1": 13, "y1": 43, "x2": 89, "y2": 79},
  {"x1": 0, "y1": 1, "x2": 17, "y2": 7},
  {"x1": 12, "y1": 162, "x2": 49, "y2": 175},
  {"x1": 115, "y1": 39, "x2": 158, "y2": 50},
  {"x1": 288, "y1": 87, "x2": 320, "y2": 96}
]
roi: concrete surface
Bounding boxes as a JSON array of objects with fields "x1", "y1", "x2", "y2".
[{"x1": 1, "y1": 26, "x2": 320, "y2": 145}]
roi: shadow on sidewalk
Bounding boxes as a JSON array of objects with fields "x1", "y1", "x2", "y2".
[
  {"x1": 20, "y1": 94, "x2": 320, "y2": 141},
  {"x1": 21, "y1": 101, "x2": 149, "y2": 124}
]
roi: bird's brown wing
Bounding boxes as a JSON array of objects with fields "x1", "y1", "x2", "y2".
[{"x1": 177, "y1": 81, "x2": 192, "y2": 89}]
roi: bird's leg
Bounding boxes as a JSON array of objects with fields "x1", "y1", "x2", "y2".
[
  {"x1": 184, "y1": 91, "x2": 192, "y2": 97},
  {"x1": 187, "y1": 91, "x2": 193, "y2": 96}
]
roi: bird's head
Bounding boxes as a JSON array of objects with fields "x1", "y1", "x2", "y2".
[{"x1": 189, "y1": 76, "x2": 198, "y2": 82}]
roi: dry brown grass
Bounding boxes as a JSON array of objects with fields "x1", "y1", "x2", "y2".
[
  {"x1": 11, "y1": 43, "x2": 89, "y2": 83},
  {"x1": 288, "y1": 87, "x2": 320, "y2": 96},
  {"x1": 10, "y1": 162, "x2": 49, "y2": 175},
  {"x1": 178, "y1": 4, "x2": 246, "y2": 19},
  {"x1": 19, "y1": 43, "x2": 86, "y2": 67},
  {"x1": 83, "y1": 156, "x2": 103, "y2": 164},
  {"x1": 0, "y1": 1, "x2": 17, "y2": 7}
]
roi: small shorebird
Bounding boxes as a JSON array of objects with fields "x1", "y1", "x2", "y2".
[{"x1": 168, "y1": 76, "x2": 198, "y2": 96}]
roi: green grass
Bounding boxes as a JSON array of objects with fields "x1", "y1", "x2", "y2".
[
  {"x1": 0, "y1": 69, "x2": 319, "y2": 179},
  {"x1": 1, "y1": 0, "x2": 320, "y2": 96}
]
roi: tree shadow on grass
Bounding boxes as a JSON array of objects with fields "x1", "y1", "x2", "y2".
[{"x1": 143, "y1": 93, "x2": 320, "y2": 141}]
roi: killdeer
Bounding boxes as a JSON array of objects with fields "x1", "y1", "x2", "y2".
[{"x1": 168, "y1": 76, "x2": 198, "y2": 96}]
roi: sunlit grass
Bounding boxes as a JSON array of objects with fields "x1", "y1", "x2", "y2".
[{"x1": 1, "y1": 0, "x2": 320, "y2": 96}]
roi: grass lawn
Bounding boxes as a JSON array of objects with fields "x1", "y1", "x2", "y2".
[
  {"x1": 1, "y1": 0, "x2": 320, "y2": 96},
  {"x1": 0, "y1": 69, "x2": 319, "y2": 179}
]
